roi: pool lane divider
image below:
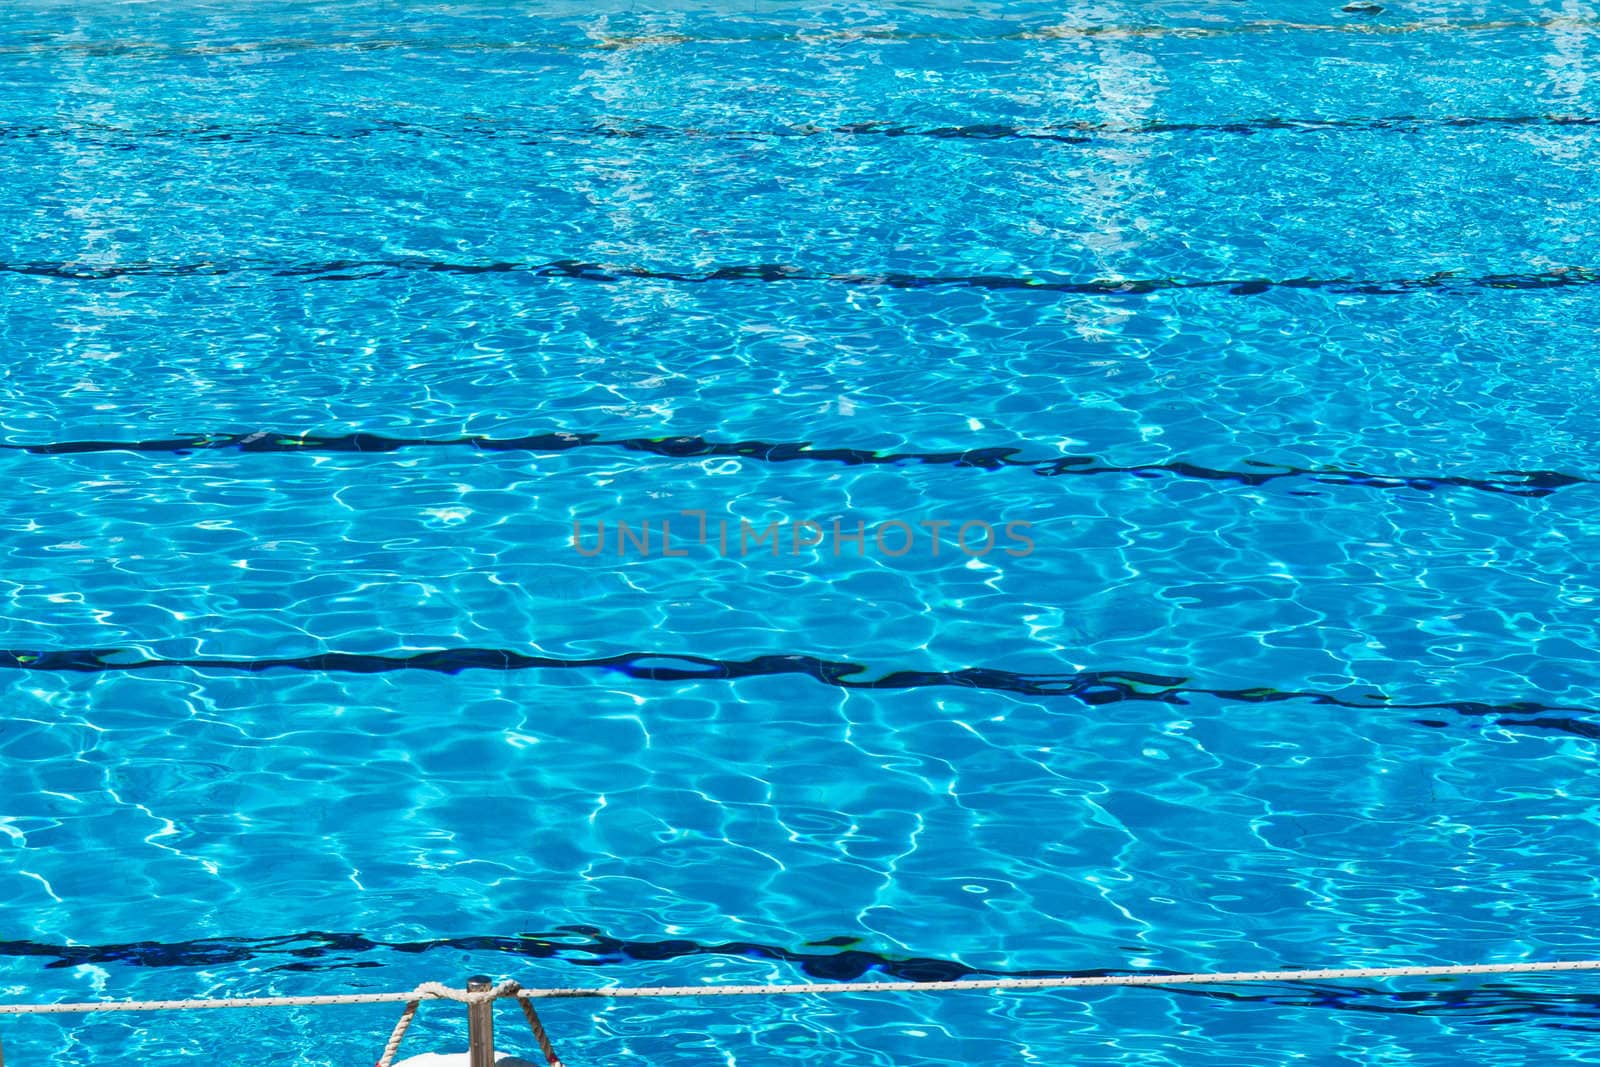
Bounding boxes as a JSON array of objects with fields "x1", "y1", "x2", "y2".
[
  {"x1": 0, "y1": 431, "x2": 1587, "y2": 498},
  {"x1": 1, "y1": 647, "x2": 1595, "y2": 738},
  {"x1": 5, "y1": 961, "x2": 1600, "y2": 1067}
]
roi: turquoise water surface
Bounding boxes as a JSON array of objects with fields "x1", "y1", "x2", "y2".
[{"x1": 4, "y1": 1, "x2": 1600, "y2": 1063}]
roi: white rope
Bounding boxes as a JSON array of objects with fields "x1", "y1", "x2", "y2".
[
  {"x1": 374, "y1": 999, "x2": 421, "y2": 1067},
  {"x1": 502, "y1": 983, "x2": 566, "y2": 1067},
  {"x1": 513, "y1": 958, "x2": 1600, "y2": 999},
  {"x1": 1, "y1": 959, "x2": 1598, "y2": 1015},
  {"x1": 0, "y1": 991, "x2": 428, "y2": 1015}
]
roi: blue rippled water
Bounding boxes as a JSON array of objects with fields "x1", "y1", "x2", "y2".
[{"x1": 4, "y1": 0, "x2": 1600, "y2": 1063}]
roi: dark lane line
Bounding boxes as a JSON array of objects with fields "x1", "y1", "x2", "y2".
[
  {"x1": 2, "y1": 257, "x2": 1598, "y2": 297},
  {"x1": 3, "y1": 114, "x2": 1597, "y2": 146},
  {"x1": 2, "y1": 431, "x2": 1588, "y2": 500},
  {"x1": 3, "y1": 929, "x2": 1596, "y2": 1025},
  {"x1": 0, "y1": 928, "x2": 1084, "y2": 981},
  {"x1": 2, "y1": 647, "x2": 1594, "y2": 738},
  {"x1": 0, "y1": 17, "x2": 1591, "y2": 59}
]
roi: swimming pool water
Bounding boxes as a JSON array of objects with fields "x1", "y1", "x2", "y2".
[{"x1": 3, "y1": 0, "x2": 1600, "y2": 1063}]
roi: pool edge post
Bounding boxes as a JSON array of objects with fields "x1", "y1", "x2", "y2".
[{"x1": 467, "y1": 975, "x2": 494, "y2": 1067}]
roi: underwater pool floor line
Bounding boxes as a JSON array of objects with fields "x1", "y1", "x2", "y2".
[
  {"x1": 5, "y1": 257, "x2": 1600, "y2": 298},
  {"x1": 3, "y1": 255, "x2": 1600, "y2": 300},
  {"x1": 4, "y1": 646, "x2": 1597, "y2": 738},
  {"x1": 7, "y1": 113, "x2": 1600, "y2": 148},
  {"x1": 10, "y1": 927, "x2": 1600, "y2": 1020},
  {"x1": 6, "y1": 15, "x2": 1600, "y2": 61},
  {"x1": 3, "y1": 430, "x2": 1588, "y2": 498}
]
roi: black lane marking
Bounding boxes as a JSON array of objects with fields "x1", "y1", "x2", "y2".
[
  {"x1": 1032, "y1": 457, "x2": 1588, "y2": 498},
  {"x1": 2, "y1": 431, "x2": 1588, "y2": 500},
  {"x1": 0, "y1": 17, "x2": 1592, "y2": 59},
  {"x1": 1, "y1": 647, "x2": 1594, "y2": 738},
  {"x1": 0, "y1": 929, "x2": 1071, "y2": 981},
  {"x1": 3, "y1": 113, "x2": 1597, "y2": 147},
  {"x1": 2, "y1": 929, "x2": 1596, "y2": 1025},
  {"x1": 1162, "y1": 980, "x2": 1600, "y2": 1028},
  {"x1": 1, "y1": 257, "x2": 1597, "y2": 297}
]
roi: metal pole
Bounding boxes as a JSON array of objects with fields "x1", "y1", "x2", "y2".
[{"x1": 467, "y1": 976, "x2": 495, "y2": 1067}]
